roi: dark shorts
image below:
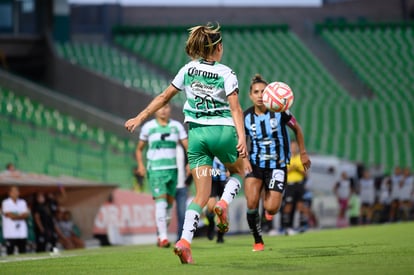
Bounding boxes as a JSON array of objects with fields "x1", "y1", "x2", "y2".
[
  {"x1": 4, "y1": 238, "x2": 27, "y2": 255},
  {"x1": 245, "y1": 164, "x2": 286, "y2": 193},
  {"x1": 284, "y1": 181, "x2": 305, "y2": 204},
  {"x1": 211, "y1": 180, "x2": 226, "y2": 198}
]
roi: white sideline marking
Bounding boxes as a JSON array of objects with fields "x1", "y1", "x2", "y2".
[{"x1": 0, "y1": 254, "x2": 77, "y2": 263}]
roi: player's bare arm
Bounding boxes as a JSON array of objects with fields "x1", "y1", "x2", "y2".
[
  {"x1": 125, "y1": 85, "x2": 179, "y2": 132},
  {"x1": 287, "y1": 116, "x2": 311, "y2": 171},
  {"x1": 228, "y1": 90, "x2": 247, "y2": 158}
]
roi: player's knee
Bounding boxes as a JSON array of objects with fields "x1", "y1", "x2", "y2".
[
  {"x1": 267, "y1": 202, "x2": 282, "y2": 214},
  {"x1": 267, "y1": 208, "x2": 279, "y2": 215},
  {"x1": 265, "y1": 200, "x2": 282, "y2": 214}
]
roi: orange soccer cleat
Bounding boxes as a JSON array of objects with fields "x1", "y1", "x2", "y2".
[
  {"x1": 214, "y1": 200, "x2": 229, "y2": 233},
  {"x1": 174, "y1": 239, "x2": 193, "y2": 264},
  {"x1": 252, "y1": 242, "x2": 265, "y2": 252}
]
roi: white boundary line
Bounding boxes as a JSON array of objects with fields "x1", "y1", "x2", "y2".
[{"x1": 0, "y1": 254, "x2": 77, "y2": 263}]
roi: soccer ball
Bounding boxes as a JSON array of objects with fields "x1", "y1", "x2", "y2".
[{"x1": 262, "y1": 81, "x2": 294, "y2": 112}]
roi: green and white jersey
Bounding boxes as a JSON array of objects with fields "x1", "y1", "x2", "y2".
[
  {"x1": 172, "y1": 59, "x2": 239, "y2": 126},
  {"x1": 139, "y1": 119, "x2": 187, "y2": 171}
]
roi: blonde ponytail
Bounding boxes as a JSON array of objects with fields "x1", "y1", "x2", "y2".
[{"x1": 185, "y1": 23, "x2": 222, "y2": 59}]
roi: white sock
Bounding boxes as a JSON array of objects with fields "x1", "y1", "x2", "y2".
[
  {"x1": 155, "y1": 200, "x2": 168, "y2": 240},
  {"x1": 220, "y1": 176, "x2": 241, "y2": 205},
  {"x1": 181, "y1": 208, "x2": 201, "y2": 244}
]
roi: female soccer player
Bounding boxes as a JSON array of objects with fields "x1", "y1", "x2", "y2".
[
  {"x1": 125, "y1": 23, "x2": 247, "y2": 264},
  {"x1": 243, "y1": 74, "x2": 311, "y2": 252},
  {"x1": 136, "y1": 103, "x2": 188, "y2": 248}
]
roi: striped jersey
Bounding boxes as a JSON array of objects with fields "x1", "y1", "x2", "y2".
[
  {"x1": 244, "y1": 107, "x2": 292, "y2": 168},
  {"x1": 171, "y1": 59, "x2": 238, "y2": 126},
  {"x1": 139, "y1": 119, "x2": 187, "y2": 171}
]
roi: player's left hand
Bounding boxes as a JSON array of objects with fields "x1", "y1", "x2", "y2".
[{"x1": 185, "y1": 164, "x2": 191, "y2": 176}]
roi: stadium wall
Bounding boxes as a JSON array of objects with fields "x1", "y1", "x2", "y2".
[
  {"x1": 116, "y1": 0, "x2": 402, "y2": 28},
  {"x1": 67, "y1": 0, "x2": 404, "y2": 43}
]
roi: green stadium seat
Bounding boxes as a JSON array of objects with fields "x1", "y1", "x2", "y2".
[
  {"x1": 320, "y1": 20, "x2": 414, "y2": 169},
  {"x1": 0, "y1": 132, "x2": 27, "y2": 155},
  {"x1": 0, "y1": 149, "x2": 17, "y2": 164},
  {"x1": 55, "y1": 41, "x2": 181, "y2": 106},
  {"x1": 0, "y1": 86, "x2": 136, "y2": 187},
  {"x1": 45, "y1": 162, "x2": 77, "y2": 178},
  {"x1": 0, "y1": 116, "x2": 11, "y2": 133},
  {"x1": 109, "y1": 24, "x2": 414, "y2": 172},
  {"x1": 10, "y1": 121, "x2": 34, "y2": 138}
]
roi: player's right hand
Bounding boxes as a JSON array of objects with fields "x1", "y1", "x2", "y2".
[
  {"x1": 236, "y1": 141, "x2": 247, "y2": 159},
  {"x1": 243, "y1": 158, "x2": 252, "y2": 175},
  {"x1": 138, "y1": 166, "x2": 146, "y2": 177},
  {"x1": 125, "y1": 118, "x2": 139, "y2": 133}
]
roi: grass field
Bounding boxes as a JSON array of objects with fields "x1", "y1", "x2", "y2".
[{"x1": 1, "y1": 222, "x2": 413, "y2": 275}]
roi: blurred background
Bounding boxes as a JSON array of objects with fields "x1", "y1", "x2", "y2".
[{"x1": 0, "y1": 0, "x2": 413, "y2": 237}]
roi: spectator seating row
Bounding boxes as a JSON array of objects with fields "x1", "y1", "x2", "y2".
[
  {"x1": 0, "y1": 86, "x2": 137, "y2": 188},
  {"x1": 55, "y1": 42, "x2": 186, "y2": 106},
  {"x1": 318, "y1": 23, "x2": 413, "y2": 170},
  {"x1": 55, "y1": 24, "x2": 412, "y2": 172},
  {"x1": 320, "y1": 26, "x2": 413, "y2": 101}
]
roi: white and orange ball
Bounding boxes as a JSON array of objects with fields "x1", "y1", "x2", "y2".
[{"x1": 262, "y1": 81, "x2": 294, "y2": 112}]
